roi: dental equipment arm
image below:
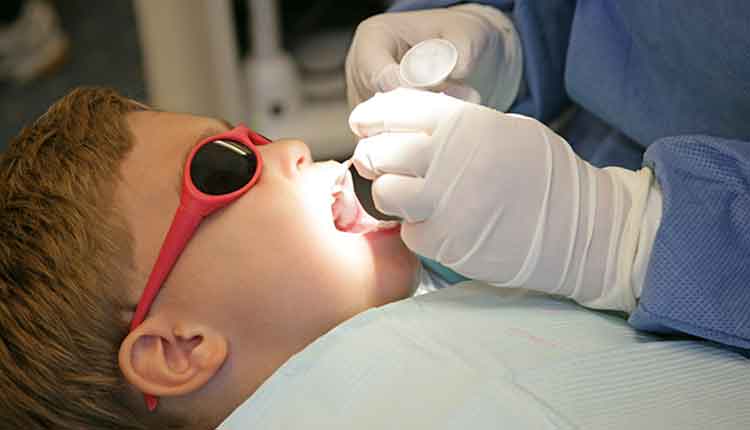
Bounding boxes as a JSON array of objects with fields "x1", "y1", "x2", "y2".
[
  {"x1": 345, "y1": 4, "x2": 522, "y2": 111},
  {"x1": 349, "y1": 88, "x2": 663, "y2": 313}
]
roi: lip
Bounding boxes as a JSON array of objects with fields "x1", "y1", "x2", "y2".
[{"x1": 364, "y1": 223, "x2": 402, "y2": 238}]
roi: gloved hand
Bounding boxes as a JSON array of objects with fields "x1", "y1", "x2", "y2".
[
  {"x1": 346, "y1": 4, "x2": 522, "y2": 111},
  {"x1": 349, "y1": 88, "x2": 663, "y2": 313}
]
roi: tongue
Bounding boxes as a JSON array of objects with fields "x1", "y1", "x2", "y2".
[{"x1": 331, "y1": 167, "x2": 401, "y2": 234}]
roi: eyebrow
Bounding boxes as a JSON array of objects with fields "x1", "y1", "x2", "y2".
[
  {"x1": 176, "y1": 118, "x2": 235, "y2": 194},
  {"x1": 197, "y1": 118, "x2": 234, "y2": 141}
]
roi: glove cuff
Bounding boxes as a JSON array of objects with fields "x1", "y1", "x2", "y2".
[
  {"x1": 579, "y1": 167, "x2": 655, "y2": 313},
  {"x1": 508, "y1": 127, "x2": 661, "y2": 313}
]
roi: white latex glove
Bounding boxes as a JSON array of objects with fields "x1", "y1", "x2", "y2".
[
  {"x1": 349, "y1": 88, "x2": 663, "y2": 313},
  {"x1": 346, "y1": 4, "x2": 522, "y2": 111}
]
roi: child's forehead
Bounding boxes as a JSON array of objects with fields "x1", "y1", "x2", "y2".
[
  {"x1": 125, "y1": 112, "x2": 189, "y2": 171},
  {"x1": 127, "y1": 110, "x2": 225, "y2": 139},
  {"x1": 126, "y1": 111, "x2": 230, "y2": 157}
]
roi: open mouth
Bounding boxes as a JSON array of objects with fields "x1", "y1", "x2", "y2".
[{"x1": 331, "y1": 168, "x2": 399, "y2": 234}]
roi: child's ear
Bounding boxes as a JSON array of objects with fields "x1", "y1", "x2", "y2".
[{"x1": 118, "y1": 317, "x2": 228, "y2": 398}]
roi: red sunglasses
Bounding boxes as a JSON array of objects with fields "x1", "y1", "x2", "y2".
[{"x1": 128, "y1": 124, "x2": 271, "y2": 411}]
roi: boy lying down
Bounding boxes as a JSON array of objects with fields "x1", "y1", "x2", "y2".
[{"x1": 0, "y1": 87, "x2": 664, "y2": 429}]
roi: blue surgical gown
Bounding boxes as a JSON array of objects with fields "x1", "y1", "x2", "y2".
[{"x1": 391, "y1": 0, "x2": 750, "y2": 350}]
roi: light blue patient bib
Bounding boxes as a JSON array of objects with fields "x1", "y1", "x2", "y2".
[{"x1": 219, "y1": 282, "x2": 750, "y2": 429}]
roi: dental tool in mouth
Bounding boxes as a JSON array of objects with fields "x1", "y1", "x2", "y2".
[
  {"x1": 331, "y1": 158, "x2": 400, "y2": 234},
  {"x1": 332, "y1": 158, "x2": 353, "y2": 193}
]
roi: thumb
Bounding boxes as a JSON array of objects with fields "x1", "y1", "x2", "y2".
[
  {"x1": 371, "y1": 174, "x2": 433, "y2": 223},
  {"x1": 399, "y1": 221, "x2": 441, "y2": 262}
]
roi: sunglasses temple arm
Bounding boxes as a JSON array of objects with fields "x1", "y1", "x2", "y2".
[
  {"x1": 130, "y1": 204, "x2": 204, "y2": 412},
  {"x1": 130, "y1": 204, "x2": 204, "y2": 331}
]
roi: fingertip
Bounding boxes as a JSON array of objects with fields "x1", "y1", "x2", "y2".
[
  {"x1": 349, "y1": 101, "x2": 385, "y2": 138},
  {"x1": 351, "y1": 145, "x2": 378, "y2": 180},
  {"x1": 372, "y1": 175, "x2": 429, "y2": 222},
  {"x1": 371, "y1": 175, "x2": 399, "y2": 217}
]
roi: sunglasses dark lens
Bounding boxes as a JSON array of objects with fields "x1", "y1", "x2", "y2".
[{"x1": 190, "y1": 140, "x2": 258, "y2": 195}]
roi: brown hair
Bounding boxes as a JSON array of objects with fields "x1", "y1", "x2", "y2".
[{"x1": 0, "y1": 87, "x2": 170, "y2": 429}]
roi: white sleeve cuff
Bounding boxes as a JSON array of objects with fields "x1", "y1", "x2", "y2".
[
  {"x1": 631, "y1": 170, "x2": 663, "y2": 300},
  {"x1": 604, "y1": 167, "x2": 661, "y2": 313}
]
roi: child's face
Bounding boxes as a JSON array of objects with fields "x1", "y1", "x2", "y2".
[{"x1": 118, "y1": 111, "x2": 419, "y2": 388}]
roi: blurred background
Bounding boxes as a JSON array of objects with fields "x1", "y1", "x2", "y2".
[{"x1": 0, "y1": 0, "x2": 390, "y2": 156}]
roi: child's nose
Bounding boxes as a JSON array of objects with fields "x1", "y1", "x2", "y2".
[{"x1": 261, "y1": 139, "x2": 312, "y2": 178}]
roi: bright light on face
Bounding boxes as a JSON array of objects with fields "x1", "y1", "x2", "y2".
[{"x1": 299, "y1": 160, "x2": 400, "y2": 236}]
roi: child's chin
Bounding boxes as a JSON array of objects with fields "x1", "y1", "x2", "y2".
[
  {"x1": 363, "y1": 225, "x2": 409, "y2": 256},
  {"x1": 369, "y1": 235, "x2": 420, "y2": 303}
]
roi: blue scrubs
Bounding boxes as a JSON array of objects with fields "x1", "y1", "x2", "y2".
[{"x1": 392, "y1": 0, "x2": 750, "y2": 349}]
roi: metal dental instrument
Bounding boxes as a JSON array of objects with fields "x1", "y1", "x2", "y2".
[
  {"x1": 337, "y1": 158, "x2": 353, "y2": 183},
  {"x1": 333, "y1": 157, "x2": 353, "y2": 192}
]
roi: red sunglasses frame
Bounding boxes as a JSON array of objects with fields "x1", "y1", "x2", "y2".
[{"x1": 127, "y1": 124, "x2": 271, "y2": 411}]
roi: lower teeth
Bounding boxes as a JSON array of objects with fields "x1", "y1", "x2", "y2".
[{"x1": 375, "y1": 220, "x2": 400, "y2": 230}]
